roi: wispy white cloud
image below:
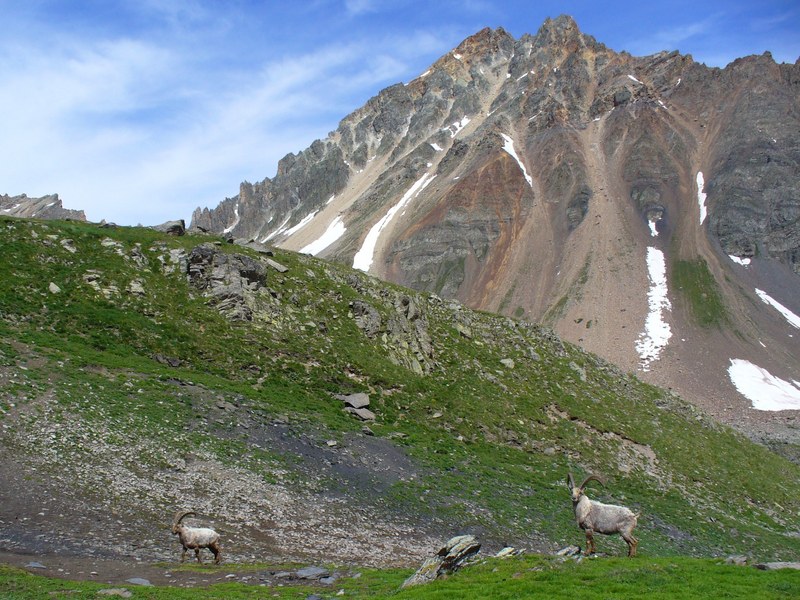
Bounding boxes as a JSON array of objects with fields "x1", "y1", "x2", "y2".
[
  {"x1": 345, "y1": 0, "x2": 381, "y2": 16},
  {"x1": 749, "y1": 8, "x2": 799, "y2": 32},
  {"x1": 652, "y1": 19, "x2": 713, "y2": 47},
  {"x1": 136, "y1": 0, "x2": 214, "y2": 24},
  {"x1": 623, "y1": 16, "x2": 717, "y2": 57},
  {"x1": 1, "y1": 1, "x2": 795, "y2": 225},
  {"x1": 0, "y1": 7, "x2": 452, "y2": 224}
]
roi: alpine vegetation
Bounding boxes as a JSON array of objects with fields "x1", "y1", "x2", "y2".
[{"x1": 567, "y1": 473, "x2": 639, "y2": 557}]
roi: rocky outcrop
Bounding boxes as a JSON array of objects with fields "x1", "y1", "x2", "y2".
[
  {"x1": 190, "y1": 139, "x2": 350, "y2": 242},
  {"x1": 705, "y1": 54, "x2": 800, "y2": 273},
  {"x1": 350, "y1": 292, "x2": 436, "y2": 375},
  {"x1": 1, "y1": 193, "x2": 86, "y2": 221},
  {"x1": 187, "y1": 244, "x2": 268, "y2": 321}
]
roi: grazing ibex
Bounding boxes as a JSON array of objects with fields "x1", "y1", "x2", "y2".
[
  {"x1": 567, "y1": 473, "x2": 639, "y2": 557},
  {"x1": 171, "y1": 510, "x2": 222, "y2": 564}
]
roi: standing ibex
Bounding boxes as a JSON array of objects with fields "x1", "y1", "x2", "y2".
[
  {"x1": 567, "y1": 473, "x2": 639, "y2": 557},
  {"x1": 171, "y1": 510, "x2": 222, "y2": 564}
]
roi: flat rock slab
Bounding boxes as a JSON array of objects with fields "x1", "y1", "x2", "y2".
[
  {"x1": 97, "y1": 590, "x2": 133, "y2": 598},
  {"x1": 343, "y1": 392, "x2": 371, "y2": 409},
  {"x1": 755, "y1": 562, "x2": 800, "y2": 571},
  {"x1": 402, "y1": 535, "x2": 481, "y2": 588},
  {"x1": 345, "y1": 406, "x2": 376, "y2": 421},
  {"x1": 296, "y1": 566, "x2": 330, "y2": 580},
  {"x1": 265, "y1": 258, "x2": 289, "y2": 273}
]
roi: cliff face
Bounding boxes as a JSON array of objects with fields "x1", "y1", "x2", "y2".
[{"x1": 191, "y1": 16, "x2": 800, "y2": 438}]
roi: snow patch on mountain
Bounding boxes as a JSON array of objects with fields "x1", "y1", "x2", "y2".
[
  {"x1": 696, "y1": 172, "x2": 707, "y2": 224},
  {"x1": 300, "y1": 215, "x2": 346, "y2": 256},
  {"x1": 444, "y1": 117, "x2": 471, "y2": 138},
  {"x1": 755, "y1": 288, "x2": 800, "y2": 329},
  {"x1": 728, "y1": 359, "x2": 800, "y2": 411},
  {"x1": 353, "y1": 172, "x2": 437, "y2": 273},
  {"x1": 284, "y1": 210, "x2": 319, "y2": 237},
  {"x1": 636, "y1": 247, "x2": 672, "y2": 371},
  {"x1": 500, "y1": 134, "x2": 533, "y2": 188},
  {"x1": 223, "y1": 203, "x2": 240, "y2": 234},
  {"x1": 261, "y1": 214, "x2": 291, "y2": 243},
  {"x1": 729, "y1": 255, "x2": 751, "y2": 266}
]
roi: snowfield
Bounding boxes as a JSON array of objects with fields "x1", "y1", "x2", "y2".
[
  {"x1": 729, "y1": 255, "x2": 751, "y2": 266},
  {"x1": 500, "y1": 134, "x2": 533, "y2": 188},
  {"x1": 284, "y1": 209, "x2": 319, "y2": 237},
  {"x1": 696, "y1": 172, "x2": 707, "y2": 224},
  {"x1": 636, "y1": 247, "x2": 672, "y2": 370},
  {"x1": 223, "y1": 202, "x2": 240, "y2": 234},
  {"x1": 300, "y1": 215, "x2": 346, "y2": 256},
  {"x1": 262, "y1": 214, "x2": 290, "y2": 243},
  {"x1": 755, "y1": 288, "x2": 800, "y2": 329},
  {"x1": 444, "y1": 116, "x2": 471, "y2": 138},
  {"x1": 353, "y1": 172, "x2": 436, "y2": 272},
  {"x1": 728, "y1": 359, "x2": 800, "y2": 411}
]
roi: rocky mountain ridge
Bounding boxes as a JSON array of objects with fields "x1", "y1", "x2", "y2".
[
  {"x1": 1, "y1": 193, "x2": 86, "y2": 222},
  {"x1": 191, "y1": 15, "x2": 800, "y2": 445}
]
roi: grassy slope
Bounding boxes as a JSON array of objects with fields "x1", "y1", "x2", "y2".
[
  {"x1": 2, "y1": 556, "x2": 799, "y2": 599},
  {"x1": 0, "y1": 216, "x2": 799, "y2": 564},
  {"x1": 671, "y1": 258, "x2": 728, "y2": 327}
]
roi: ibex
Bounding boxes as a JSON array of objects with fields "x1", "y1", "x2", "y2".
[
  {"x1": 567, "y1": 473, "x2": 638, "y2": 557},
  {"x1": 171, "y1": 510, "x2": 222, "y2": 564}
]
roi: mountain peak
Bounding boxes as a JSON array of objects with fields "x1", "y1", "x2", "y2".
[
  {"x1": 191, "y1": 15, "x2": 800, "y2": 446},
  {"x1": 533, "y1": 14, "x2": 587, "y2": 49},
  {"x1": 538, "y1": 14, "x2": 580, "y2": 35},
  {"x1": 452, "y1": 26, "x2": 515, "y2": 61}
]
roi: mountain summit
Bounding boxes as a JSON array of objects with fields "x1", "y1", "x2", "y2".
[{"x1": 191, "y1": 15, "x2": 800, "y2": 447}]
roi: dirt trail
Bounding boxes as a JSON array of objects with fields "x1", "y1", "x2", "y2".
[{"x1": 0, "y1": 549, "x2": 360, "y2": 590}]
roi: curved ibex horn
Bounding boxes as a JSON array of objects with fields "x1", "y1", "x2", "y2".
[
  {"x1": 173, "y1": 510, "x2": 196, "y2": 528},
  {"x1": 580, "y1": 474, "x2": 605, "y2": 489}
]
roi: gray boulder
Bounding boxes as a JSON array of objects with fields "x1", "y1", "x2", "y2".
[{"x1": 151, "y1": 219, "x2": 186, "y2": 236}]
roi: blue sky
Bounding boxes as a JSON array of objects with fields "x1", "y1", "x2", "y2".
[{"x1": 1, "y1": 1, "x2": 797, "y2": 225}]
